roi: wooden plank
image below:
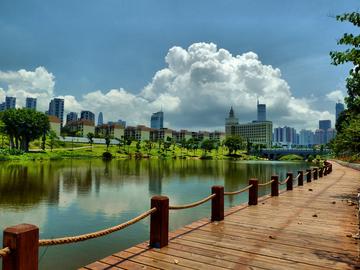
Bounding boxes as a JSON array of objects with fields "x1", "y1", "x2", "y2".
[{"x1": 82, "y1": 162, "x2": 360, "y2": 270}]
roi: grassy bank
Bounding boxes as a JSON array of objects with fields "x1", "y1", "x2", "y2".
[{"x1": 0, "y1": 142, "x2": 262, "y2": 161}]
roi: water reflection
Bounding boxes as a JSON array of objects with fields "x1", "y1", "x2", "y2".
[
  {"x1": 0, "y1": 159, "x2": 302, "y2": 209},
  {"x1": 0, "y1": 159, "x2": 309, "y2": 270}
]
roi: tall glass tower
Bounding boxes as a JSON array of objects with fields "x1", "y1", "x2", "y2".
[
  {"x1": 335, "y1": 102, "x2": 345, "y2": 124},
  {"x1": 257, "y1": 99, "x2": 266, "y2": 122},
  {"x1": 150, "y1": 111, "x2": 164, "y2": 129}
]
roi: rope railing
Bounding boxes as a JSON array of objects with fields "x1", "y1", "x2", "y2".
[
  {"x1": 169, "y1": 194, "x2": 216, "y2": 210},
  {"x1": 1, "y1": 162, "x2": 334, "y2": 270},
  {"x1": 278, "y1": 176, "x2": 290, "y2": 185},
  {"x1": 38, "y1": 208, "x2": 157, "y2": 246},
  {"x1": 0, "y1": 247, "x2": 10, "y2": 258},
  {"x1": 258, "y1": 180, "x2": 275, "y2": 187},
  {"x1": 224, "y1": 184, "x2": 253, "y2": 195}
]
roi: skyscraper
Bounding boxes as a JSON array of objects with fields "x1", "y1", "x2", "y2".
[
  {"x1": 299, "y1": 129, "x2": 314, "y2": 146},
  {"x1": 335, "y1": 102, "x2": 345, "y2": 124},
  {"x1": 48, "y1": 98, "x2": 64, "y2": 126},
  {"x1": 80, "y1": 110, "x2": 95, "y2": 124},
  {"x1": 257, "y1": 99, "x2": 266, "y2": 122},
  {"x1": 25, "y1": 97, "x2": 37, "y2": 110},
  {"x1": 66, "y1": 112, "x2": 78, "y2": 124},
  {"x1": 98, "y1": 112, "x2": 103, "y2": 126},
  {"x1": 319, "y1": 120, "x2": 331, "y2": 131},
  {"x1": 318, "y1": 120, "x2": 333, "y2": 144},
  {"x1": 150, "y1": 111, "x2": 164, "y2": 129},
  {"x1": 5, "y1": 96, "x2": 16, "y2": 110},
  {"x1": 273, "y1": 126, "x2": 297, "y2": 146}
]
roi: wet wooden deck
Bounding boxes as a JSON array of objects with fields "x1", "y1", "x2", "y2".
[{"x1": 82, "y1": 162, "x2": 360, "y2": 269}]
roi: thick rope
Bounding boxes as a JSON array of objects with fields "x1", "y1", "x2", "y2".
[
  {"x1": 258, "y1": 180, "x2": 275, "y2": 187},
  {"x1": 224, "y1": 184, "x2": 253, "y2": 196},
  {"x1": 304, "y1": 172, "x2": 309, "y2": 176},
  {"x1": 0, "y1": 247, "x2": 10, "y2": 258},
  {"x1": 39, "y1": 208, "x2": 156, "y2": 246},
  {"x1": 278, "y1": 176, "x2": 290, "y2": 185},
  {"x1": 294, "y1": 173, "x2": 301, "y2": 180},
  {"x1": 169, "y1": 194, "x2": 216, "y2": 210}
]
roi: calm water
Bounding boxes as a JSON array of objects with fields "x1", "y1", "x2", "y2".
[{"x1": 0, "y1": 159, "x2": 310, "y2": 269}]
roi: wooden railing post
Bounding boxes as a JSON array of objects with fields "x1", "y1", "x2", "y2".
[
  {"x1": 286, "y1": 172, "x2": 293, "y2": 191},
  {"x1": 298, "y1": 171, "x2": 304, "y2": 186},
  {"x1": 3, "y1": 224, "x2": 39, "y2": 270},
  {"x1": 319, "y1": 167, "x2": 323, "y2": 178},
  {"x1": 271, "y1": 175, "x2": 279, "y2": 196},
  {"x1": 150, "y1": 196, "x2": 169, "y2": 248},
  {"x1": 313, "y1": 168, "x2": 318, "y2": 180},
  {"x1": 248, "y1": 179, "x2": 258, "y2": 206},
  {"x1": 211, "y1": 186, "x2": 224, "y2": 221},
  {"x1": 306, "y1": 169, "x2": 312, "y2": 182}
]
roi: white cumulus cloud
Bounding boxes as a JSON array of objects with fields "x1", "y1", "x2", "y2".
[
  {"x1": 326, "y1": 90, "x2": 345, "y2": 103},
  {"x1": 0, "y1": 42, "x2": 336, "y2": 130}
]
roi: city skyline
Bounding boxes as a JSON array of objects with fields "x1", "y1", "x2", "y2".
[
  {"x1": 0, "y1": 1, "x2": 357, "y2": 130},
  {"x1": 0, "y1": 93, "x2": 344, "y2": 133}
]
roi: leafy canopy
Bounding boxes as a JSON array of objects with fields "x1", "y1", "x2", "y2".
[{"x1": 1, "y1": 109, "x2": 50, "y2": 152}]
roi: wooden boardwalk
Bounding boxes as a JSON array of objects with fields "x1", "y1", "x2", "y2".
[{"x1": 82, "y1": 162, "x2": 360, "y2": 270}]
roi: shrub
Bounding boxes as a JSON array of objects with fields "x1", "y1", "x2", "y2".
[{"x1": 102, "y1": 151, "x2": 113, "y2": 160}]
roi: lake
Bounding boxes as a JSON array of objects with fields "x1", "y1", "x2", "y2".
[{"x1": 0, "y1": 159, "x2": 310, "y2": 269}]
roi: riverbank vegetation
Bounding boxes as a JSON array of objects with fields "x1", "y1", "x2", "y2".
[{"x1": 330, "y1": 12, "x2": 360, "y2": 163}]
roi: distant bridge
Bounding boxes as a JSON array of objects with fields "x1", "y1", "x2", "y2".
[{"x1": 253, "y1": 148, "x2": 331, "y2": 160}]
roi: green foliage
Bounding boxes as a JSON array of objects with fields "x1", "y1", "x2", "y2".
[
  {"x1": 331, "y1": 115, "x2": 360, "y2": 156},
  {"x1": 87, "y1": 132, "x2": 94, "y2": 151},
  {"x1": 47, "y1": 130, "x2": 59, "y2": 152},
  {"x1": 0, "y1": 109, "x2": 50, "y2": 152},
  {"x1": 279, "y1": 154, "x2": 303, "y2": 161},
  {"x1": 105, "y1": 135, "x2": 111, "y2": 151},
  {"x1": 102, "y1": 151, "x2": 113, "y2": 160},
  {"x1": 330, "y1": 11, "x2": 360, "y2": 161},
  {"x1": 200, "y1": 139, "x2": 215, "y2": 155},
  {"x1": 223, "y1": 136, "x2": 244, "y2": 154}
]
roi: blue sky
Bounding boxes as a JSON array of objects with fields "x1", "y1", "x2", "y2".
[{"x1": 0, "y1": 0, "x2": 359, "y2": 130}]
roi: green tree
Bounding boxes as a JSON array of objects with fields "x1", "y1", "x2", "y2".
[
  {"x1": 87, "y1": 132, "x2": 95, "y2": 151},
  {"x1": 126, "y1": 138, "x2": 132, "y2": 153},
  {"x1": 47, "y1": 130, "x2": 59, "y2": 152},
  {"x1": 105, "y1": 135, "x2": 111, "y2": 151},
  {"x1": 201, "y1": 139, "x2": 215, "y2": 156},
  {"x1": 330, "y1": 12, "x2": 360, "y2": 158},
  {"x1": 115, "y1": 137, "x2": 123, "y2": 151},
  {"x1": 223, "y1": 136, "x2": 244, "y2": 154},
  {"x1": 1, "y1": 109, "x2": 50, "y2": 152}
]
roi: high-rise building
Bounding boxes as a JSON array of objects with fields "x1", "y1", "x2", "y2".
[
  {"x1": 98, "y1": 112, "x2": 103, "y2": 126},
  {"x1": 150, "y1": 111, "x2": 164, "y2": 129},
  {"x1": 299, "y1": 129, "x2": 314, "y2": 146},
  {"x1": 319, "y1": 120, "x2": 331, "y2": 131},
  {"x1": 335, "y1": 102, "x2": 345, "y2": 124},
  {"x1": 5, "y1": 96, "x2": 16, "y2": 110},
  {"x1": 0, "y1": 103, "x2": 5, "y2": 111},
  {"x1": 273, "y1": 126, "x2": 297, "y2": 146},
  {"x1": 318, "y1": 120, "x2": 331, "y2": 144},
  {"x1": 80, "y1": 110, "x2": 95, "y2": 124},
  {"x1": 48, "y1": 98, "x2": 64, "y2": 126},
  {"x1": 225, "y1": 107, "x2": 273, "y2": 147},
  {"x1": 117, "y1": 119, "x2": 126, "y2": 127},
  {"x1": 66, "y1": 112, "x2": 78, "y2": 124},
  {"x1": 25, "y1": 97, "x2": 37, "y2": 110},
  {"x1": 257, "y1": 100, "x2": 266, "y2": 122},
  {"x1": 314, "y1": 129, "x2": 325, "y2": 145}
]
